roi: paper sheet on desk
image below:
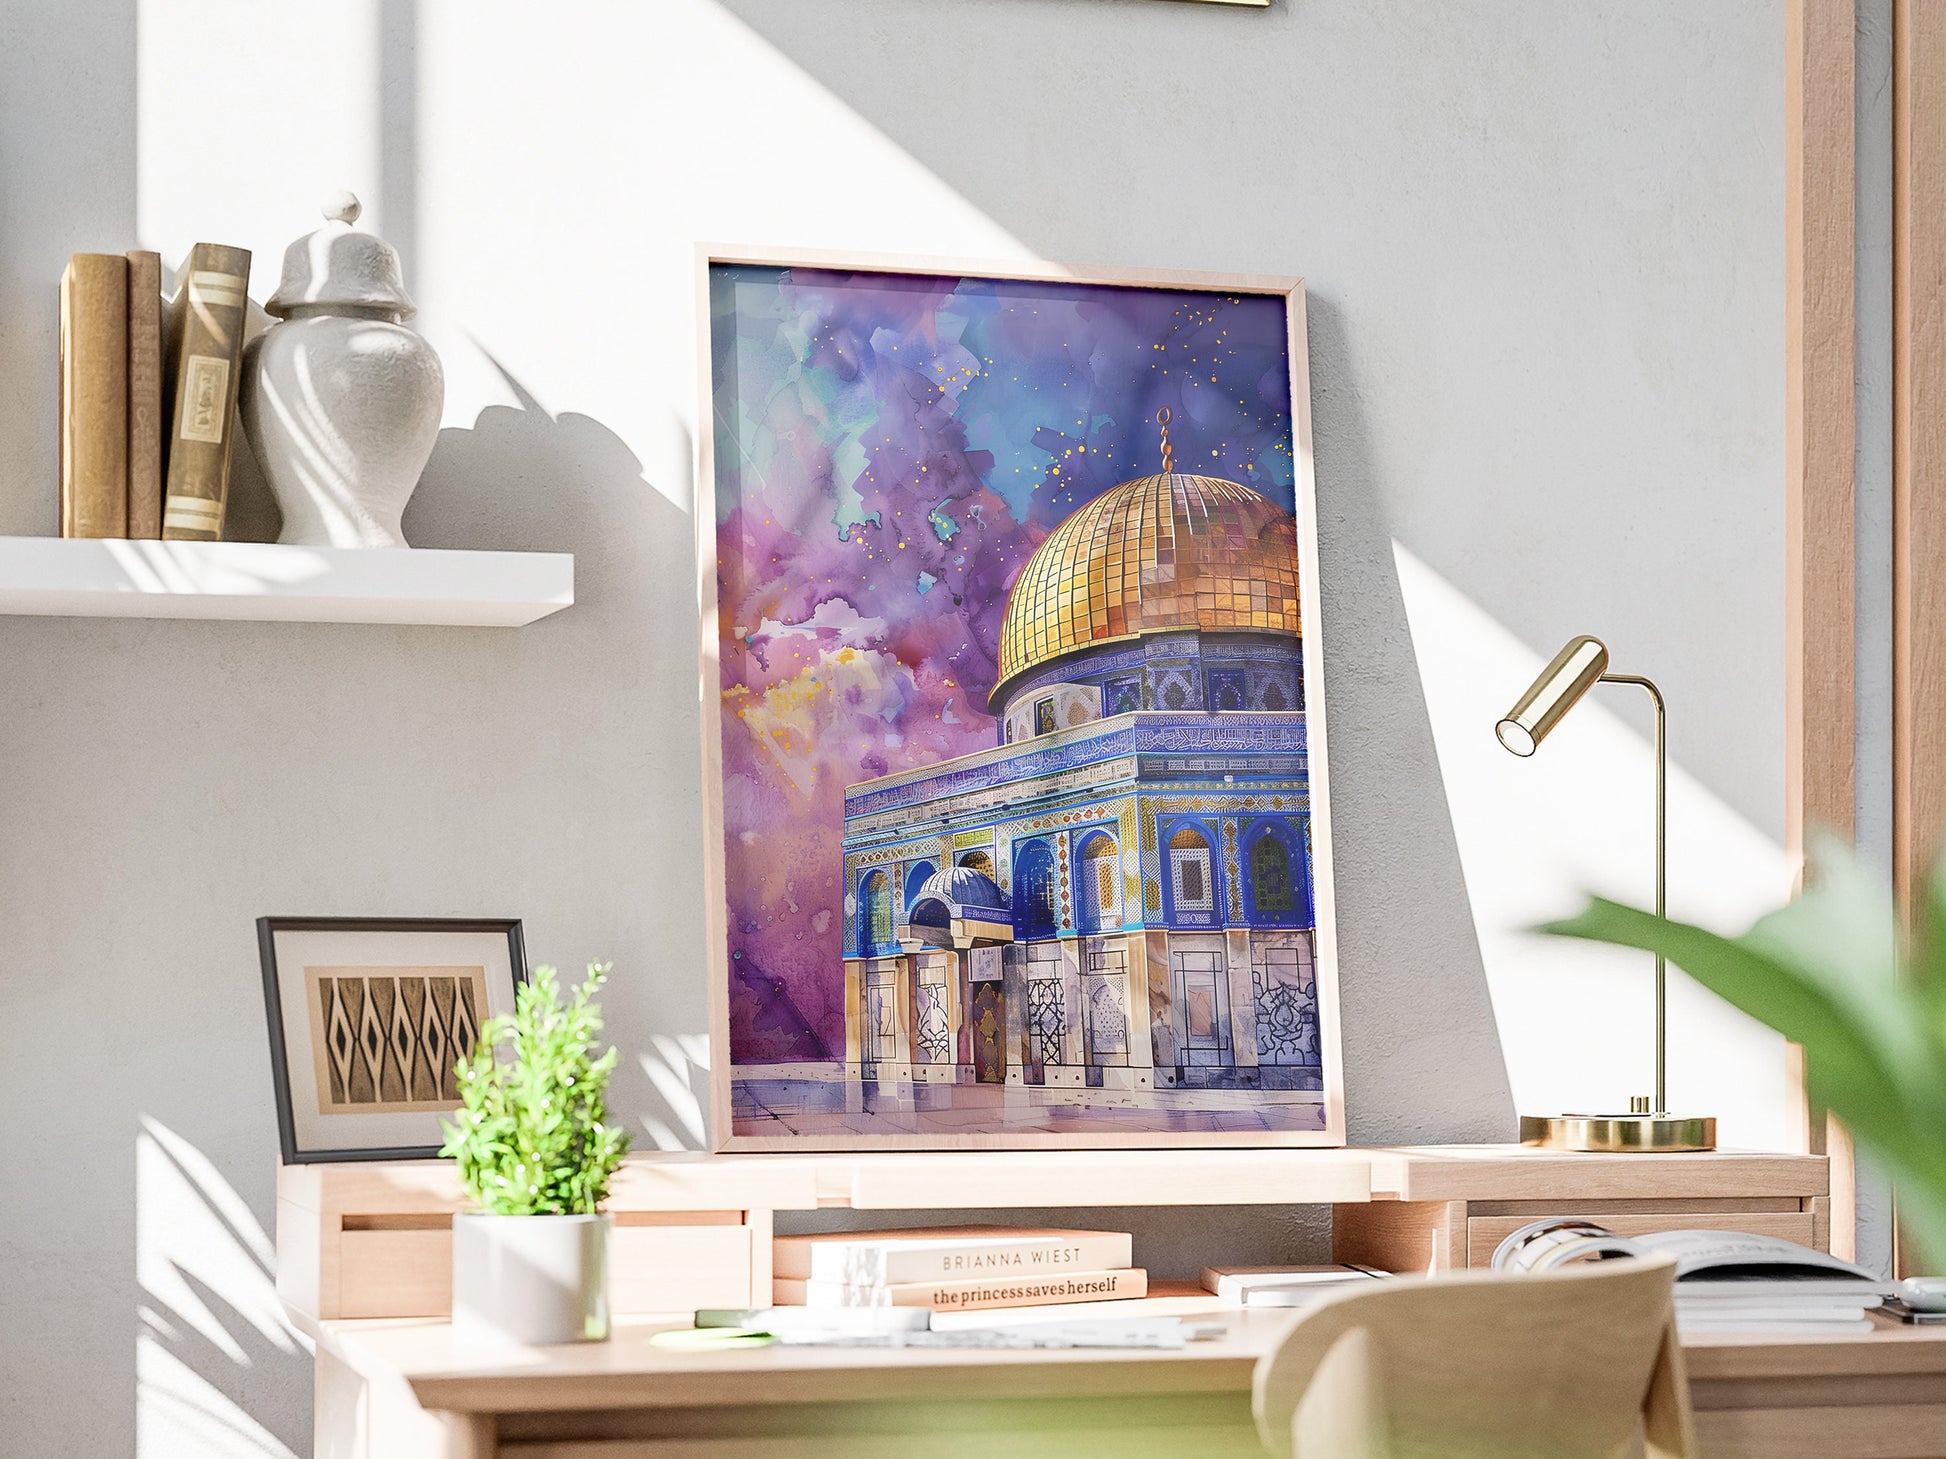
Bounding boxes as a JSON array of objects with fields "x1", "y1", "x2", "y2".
[{"x1": 778, "y1": 1318, "x2": 1224, "y2": 1350}]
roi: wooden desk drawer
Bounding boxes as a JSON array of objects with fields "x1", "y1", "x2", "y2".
[
  {"x1": 334, "y1": 1219, "x2": 753, "y2": 1319},
  {"x1": 1466, "y1": 1212, "x2": 1817, "y2": 1269}
]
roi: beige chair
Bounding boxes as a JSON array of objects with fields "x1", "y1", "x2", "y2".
[{"x1": 1252, "y1": 1256, "x2": 1697, "y2": 1459}]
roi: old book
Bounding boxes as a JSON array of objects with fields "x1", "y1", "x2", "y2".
[
  {"x1": 125, "y1": 250, "x2": 164, "y2": 538},
  {"x1": 772, "y1": 1225, "x2": 1133, "y2": 1286},
  {"x1": 161, "y1": 243, "x2": 251, "y2": 541},
  {"x1": 59, "y1": 253, "x2": 129, "y2": 537},
  {"x1": 774, "y1": 1267, "x2": 1148, "y2": 1312}
]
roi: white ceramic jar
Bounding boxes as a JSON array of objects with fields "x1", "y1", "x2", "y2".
[{"x1": 240, "y1": 192, "x2": 444, "y2": 548}]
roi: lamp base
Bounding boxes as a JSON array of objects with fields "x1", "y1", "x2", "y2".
[{"x1": 1519, "y1": 1113, "x2": 1717, "y2": 1153}]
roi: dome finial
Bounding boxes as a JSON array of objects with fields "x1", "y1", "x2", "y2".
[
  {"x1": 1157, "y1": 407, "x2": 1174, "y2": 475},
  {"x1": 322, "y1": 190, "x2": 362, "y2": 226}
]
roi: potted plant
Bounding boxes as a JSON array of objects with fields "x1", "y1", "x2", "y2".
[
  {"x1": 441, "y1": 962, "x2": 632, "y2": 1344},
  {"x1": 1543, "y1": 837, "x2": 1946, "y2": 1270}
]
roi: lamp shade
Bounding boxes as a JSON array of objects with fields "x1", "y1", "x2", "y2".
[{"x1": 1496, "y1": 635, "x2": 1609, "y2": 756}]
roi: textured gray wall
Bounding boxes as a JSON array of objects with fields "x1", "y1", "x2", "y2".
[{"x1": 0, "y1": 2, "x2": 1791, "y2": 1454}]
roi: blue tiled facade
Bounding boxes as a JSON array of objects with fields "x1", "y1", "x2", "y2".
[{"x1": 841, "y1": 684, "x2": 1323, "y2": 1095}]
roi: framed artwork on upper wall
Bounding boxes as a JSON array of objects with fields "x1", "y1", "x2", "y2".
[
  {"x1": 258, "y1": 916, "x2": 527, "y2": 1163},
  {"x1": 697, "y1": 248, "x2": 1340, "y2": 1150}
]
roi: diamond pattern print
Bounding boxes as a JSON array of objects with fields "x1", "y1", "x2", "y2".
[{"x1": 307, "y1": 966, "x2": 491, "y2": 1114}]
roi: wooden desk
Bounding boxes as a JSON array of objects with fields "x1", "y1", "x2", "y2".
[{"x1": 307, "y1": 1294, "x2": 1946, "y2": 1459}]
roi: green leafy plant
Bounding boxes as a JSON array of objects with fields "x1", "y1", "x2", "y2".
[
  {"x1": 439, "y1": 962, "x2": 632, "y2": 1216},
  {"x1": 1542, "y1": 836, "x2": 1946, "y2": 1269}
]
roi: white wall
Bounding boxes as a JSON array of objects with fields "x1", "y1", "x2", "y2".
[{"x1": 0, "y1": 3, "x2": 1793, "y2": 1454}]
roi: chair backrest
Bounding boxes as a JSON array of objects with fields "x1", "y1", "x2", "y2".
[{"x1": 1252, "y1": 1255, "x2": 1696, "y2": 1459}]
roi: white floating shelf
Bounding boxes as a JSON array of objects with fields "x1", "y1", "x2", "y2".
[{"x1": 0, "y1": 537, "x2": 573, "y2": 627}]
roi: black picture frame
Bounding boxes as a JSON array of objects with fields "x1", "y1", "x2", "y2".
[{"x1": 257, "y1": 916, "x2": 528, "y2": 1164}]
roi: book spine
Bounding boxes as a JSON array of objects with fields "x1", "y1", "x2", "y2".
[
  {"x1": 59, "y1": 254, "x2": 129, "y2": 538},
  {"x1": 125, "y1": 251, "x2": 164, "y2": 539},
  {"x1": 792, "y1": 1233, "x2": 1135, "y2": 1286},
  {"x1": 161, "y1": 243, "x2": 251, "y2": 541},
  {"x1": 775, "y1": 1268, "x2": 1149, "y2": 1312}
]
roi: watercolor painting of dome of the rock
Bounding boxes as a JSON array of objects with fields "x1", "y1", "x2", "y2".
[{"x1": 701, "y1": 253, "x2": 1340, "y2": 1150}]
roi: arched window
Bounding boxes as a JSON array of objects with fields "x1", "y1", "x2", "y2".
[
  {"x1": 1242, "y1": 821, "x2": 1312, "y2": 926},
  {"x1": 1251, "y1": 835, "x2": 1294, "y2": 918},
  {"x1": 1077, "y1": 831, "x2": 1120, "y2": 932},
  {"x1": 859, "y1": 870, "x2": 894, "y2": 954},
  {"x1": 1167, "y1": 825, "x2": 1214, "y2": 913},
  {"x1": 903, "y1": 861, "x2": 936, "y2": 912},
  {"x1": 1207, "y1": 670, "x2": 1245, "y2": 711},
  {"x1": 1012, "y1": 840, "x2": 1059, "y2": 940},
  {"x1": 957, "y1": 848, "x2": 994, "y2": 877}
]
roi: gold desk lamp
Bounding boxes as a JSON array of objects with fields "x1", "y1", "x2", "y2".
[{"x1": 1496, "y1": 635, "x2": 1717, "y2": 1153}]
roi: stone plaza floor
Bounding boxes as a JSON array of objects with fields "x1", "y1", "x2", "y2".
[{"x1": 730, "y1": 1073, "x2": 1329, "y2": 1138}]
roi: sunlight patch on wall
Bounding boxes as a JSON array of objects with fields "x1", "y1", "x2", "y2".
[
  {"x1": 136, "y1": 0, "x2": 386, "y2": 269},
  {"x1": 137, "y1": 1118, "x2": 309, "y2": 1458},
  {"x1": 1393, "y1": 543, "x2": 1793, "y2": 1150},
  {"x1": 135, "y1": 0, "x2": 1038, "y2": 520},
  {"x1": 415, "y1": 0, "x2": 1036, "y2": 512},
  {"x1": 638, "y1": 1032, "x2": 711, "y2": 1150}
]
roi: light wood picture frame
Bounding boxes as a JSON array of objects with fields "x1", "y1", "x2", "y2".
[{"x1": 697, "y1": 248, "x2": 1342, "y2": 1150}]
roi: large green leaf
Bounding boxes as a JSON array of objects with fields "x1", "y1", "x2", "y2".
[
  {"x1": 1541, "y1": 851, "x2": 1946, "y2": 1271},
  {"x1": 1917, "y1": 847, "x2": 1946, "y2": 1056},
  {"x1": 1541, "y1": 899, "x2": 1926, "y2": 1153}
]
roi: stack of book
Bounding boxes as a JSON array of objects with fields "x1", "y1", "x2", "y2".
[
  {"x1": 773, "y1": 1225, "x2": 1143, "y2": 1313},
  {"x1": 1674, "y1": 1280, "x2": 1885, "y2": 1334},
  {"x1": 58, "y1": 243, "x2": 252, "y2": 544}
]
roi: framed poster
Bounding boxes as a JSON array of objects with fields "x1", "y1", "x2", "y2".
[
  {"x1": 699, "y1": 249, "x2": 1340, "y2": 1149},
  {"x1": 258, "y1": 916, "x2": 527, "y2": 1162}
]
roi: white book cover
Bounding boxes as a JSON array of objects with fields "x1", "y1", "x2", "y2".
[
  {"x1": 1673, "y1": 1299, "x2": 1883, "y2": 1322},
  {"x1": 1200, "y1": 1265, "x2": 1384, "y2": 1303},
  {"x1": 1677, "y1": 1315, "x2": 1875, "y2": 1334},
  {"x1": 773, "y1": 1226, "x2": 1133, "y2": 1286},
  {"x1": 1674, "y1": 1303, "x2": 1876, "y2": 1323}
]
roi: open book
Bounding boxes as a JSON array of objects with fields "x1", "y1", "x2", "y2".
[{"x1": 1490, "y1": 1218, "x2": 1892, "y2": 1299}]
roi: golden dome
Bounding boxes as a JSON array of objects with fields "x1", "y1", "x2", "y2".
[{"x1": 991, "y1": 470, "x2": 1301, "y2": 711}]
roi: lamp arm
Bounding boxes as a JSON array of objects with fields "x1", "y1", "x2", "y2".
[{"x1": 1598, "y1": 672, "x2": 1668, "y2": 1114}]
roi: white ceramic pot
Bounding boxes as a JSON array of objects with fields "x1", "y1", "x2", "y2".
[
  {"x1": 451, "y1": 1212, "x2": 612, "y2": 1346},
  {"x1": 240, "y1": 192, "x2": 444, "y2": 549}
]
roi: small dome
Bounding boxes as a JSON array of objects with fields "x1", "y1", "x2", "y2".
[
  {"x1": 991, "y1": 469, "x2": 1301, "y2": 713},
  {"x1": 265, "y1": 192, "x2": 417, "y2": 320},
  {"x1": 910, "y1": 867, "x2": 1008, "y2": 922}
]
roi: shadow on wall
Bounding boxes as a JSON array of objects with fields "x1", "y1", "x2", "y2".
[
  {"x1": 1303, "y1": 296, "x2": 1513, "y2": 1143},
  {"x1": 160, "y1": 374, "x2": 706, "y2": 1457},
  {"x1": 150, "y1": 379, "x2": 705, "y2": 1456},
  {"x1": 405, "y1": 357, "x2": 713, "y2": 1124}
]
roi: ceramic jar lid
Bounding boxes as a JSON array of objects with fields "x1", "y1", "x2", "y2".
[{"x1": 265, "y1": 191, "x2": 417, "y2": 320}]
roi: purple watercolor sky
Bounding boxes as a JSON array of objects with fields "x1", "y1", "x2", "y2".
[{"x1": 708, "y1": 265, "x2": 1296, "y2": 1062}]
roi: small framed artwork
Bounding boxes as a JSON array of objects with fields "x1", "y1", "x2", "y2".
[
  {"x1": 698, "y1": 247, "x2": 1341, "y2": 1150},
  {"x1": 258, "y1": 917, "x2": 527, "y2": 1163}
]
